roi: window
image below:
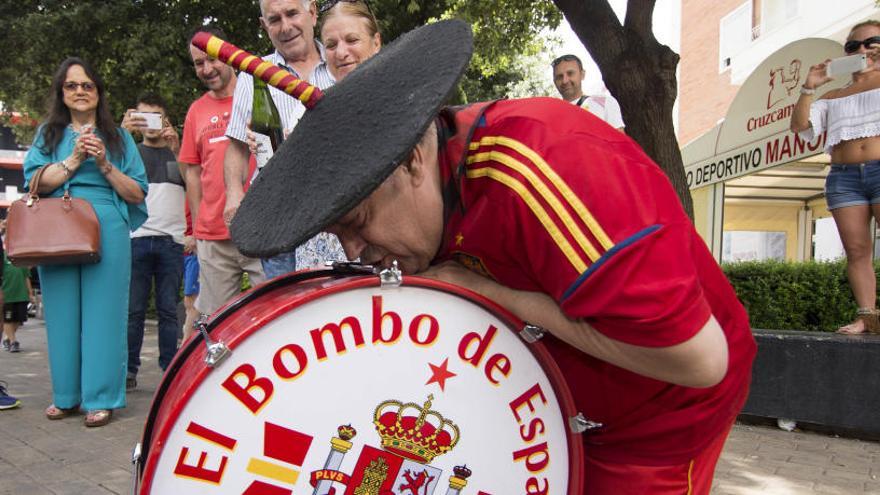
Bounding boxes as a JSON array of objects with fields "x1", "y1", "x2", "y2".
[
  {"x1": 722, "y1": 231, "x2": 786, "y2": 262},
  {"x1": 761, "y1": 0, "x2": 799, "y2": 36},
  {"x1": 719, "y1": 2, "x2": 753, "y2": 71},
  {"x1": 812, "y1": 217, "x2": 844, "y2": 261}
]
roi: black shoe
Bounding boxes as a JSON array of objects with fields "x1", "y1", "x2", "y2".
[
  {"x1": 9, "y1": 341, "x2": 20, "y2": 353},
  {"x1": 126, "y1": 375, "x2": 137, "y2": 390}
]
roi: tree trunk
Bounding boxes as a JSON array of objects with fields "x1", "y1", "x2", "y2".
[{"x1": 552, "y1": 0, "x2": 694, "y2": 218}]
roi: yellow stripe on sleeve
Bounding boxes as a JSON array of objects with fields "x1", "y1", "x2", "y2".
[
  {"x1": 472, "y1": 136, "x2": 615, "y2": 250},
  {"x1": 468, "y1": 151, "x2": 601, "y2": 262},
  {"x1": 466, "y1": 167, "x2": 587, "y2": 273}
]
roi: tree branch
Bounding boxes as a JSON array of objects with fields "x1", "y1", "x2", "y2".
[
  {"x1": 552, "y1": 0, "x2": 624, "y2": 65},
  {"x1": 624, "y1": 0, "x2": 657, "y2": 42}
]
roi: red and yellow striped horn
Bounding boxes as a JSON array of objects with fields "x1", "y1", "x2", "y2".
[{"x1": 191, "y1": 32, "x2": 323, "y2": 109}]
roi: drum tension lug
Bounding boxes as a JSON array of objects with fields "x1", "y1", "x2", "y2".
[
  {"x1": 519, "y1": 324, "x2": 546, "y2": 343},
  {"x1": 569, "y1": 413, "x2": 603, "y2": 434},
  {"x1": 379, "y1": 260, "x2": 403, "y2": 288},
  {"x1": 195, "y1": 314, "x2": 232, "y2": 367},
  {"x1": 130, "y1": 442, "x2": 142, "y2": 495}
]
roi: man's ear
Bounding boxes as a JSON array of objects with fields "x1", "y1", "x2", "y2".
[
  {"x1": 308, "y1": 0, "x2": 318, "y2": 23},
  {"x1": 404, "y1": 141, "x2": 431, "y2": 187},
  {"x1": 403, "y1": 123, "x2": 437, "y2": 187}
]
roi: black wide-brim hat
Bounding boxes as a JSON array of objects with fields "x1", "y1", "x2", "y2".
[{"x1": 229, "y1": 20, "x2": 474, "y2": 258}]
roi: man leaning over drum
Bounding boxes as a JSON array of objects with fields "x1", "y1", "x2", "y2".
[{"x1": 228, "y1": 20, "x2": 757, "y2": 495}]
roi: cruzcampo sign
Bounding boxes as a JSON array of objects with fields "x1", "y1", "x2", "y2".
[{"x1": 684, "y1": 38, "x2": 847, "y2": 190}]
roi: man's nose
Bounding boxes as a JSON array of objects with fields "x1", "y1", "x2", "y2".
[
  {"x1": 339, "y1": 235, "x2": 367, "y2": 261},
  {"x1": 280, "y1": 16, "x2": 298, "y2": 33}
]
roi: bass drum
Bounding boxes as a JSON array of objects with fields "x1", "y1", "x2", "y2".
[{"x1": 136, "y1": 268, "x2": 584, "y2": 494}]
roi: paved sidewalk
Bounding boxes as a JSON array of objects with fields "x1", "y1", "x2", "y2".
[{"x1": 0, "y1": 319, "x2": 878, "y2": 494}]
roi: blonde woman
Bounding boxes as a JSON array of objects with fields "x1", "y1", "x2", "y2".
[
  {"x1": 791, "y1": 20, "x2": 880, "y2": 334},
  {"x1": 319, "y1": 0, "x2": 382, "y2": 81}
]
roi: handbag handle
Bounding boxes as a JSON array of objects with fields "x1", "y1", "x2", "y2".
[{"x1": 27, "y1": 164, "x2": 71, "y2": 206}]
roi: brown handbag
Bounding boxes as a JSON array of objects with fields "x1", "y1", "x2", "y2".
[{"x1": 6, "y1": 165, "x2": 101, "y2": 267}]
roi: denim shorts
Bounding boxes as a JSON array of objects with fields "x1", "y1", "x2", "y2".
[
  {"x1": 183, "y1": 253, "x2": 200, "y2": 296},
  {"x1": 825, "y1": 160, "x2": 880, "y2": 210}
]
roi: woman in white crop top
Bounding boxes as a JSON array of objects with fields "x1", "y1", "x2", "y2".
[{"x1": 791, "y1": 20, "x2": 880, "y2": 334}]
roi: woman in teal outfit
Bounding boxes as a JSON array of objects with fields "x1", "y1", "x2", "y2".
[{"x1": 23, "y1": 58, "x2": 147, "y2": 427}]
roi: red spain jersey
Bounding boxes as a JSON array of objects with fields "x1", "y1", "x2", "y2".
[{"x1": 434, "y1": 98, "x2": 757, "y2": 465}]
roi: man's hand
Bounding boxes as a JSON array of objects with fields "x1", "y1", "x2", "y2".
[
  {"x1": 223, "y1": 190, "x2": 243, "y2": 227},
  {"x1": 121, "y1": 109, "x2": 147, "y2": 135},
  {"x1": 161, "y1": 118, "x2": 181, "y2": 156},
  {"x1": 183, "y1": 235, "x2": 197, "y2": 255}
]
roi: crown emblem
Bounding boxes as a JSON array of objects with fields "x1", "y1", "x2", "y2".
[
  {"x1": 337, "y1": 424, "x2": 357, "y2": 441},
  {"x1": 373, "y1": 394, "x2": 460, "y2": 464}
]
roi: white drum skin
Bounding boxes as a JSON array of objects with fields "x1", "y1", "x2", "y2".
[{"x1": 138, "y1": 274, "x2": 583, "y2": 494}]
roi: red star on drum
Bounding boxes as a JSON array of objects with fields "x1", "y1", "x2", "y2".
[{"x1": 426, "y1": 358, "x2": 458, "y2": 391}]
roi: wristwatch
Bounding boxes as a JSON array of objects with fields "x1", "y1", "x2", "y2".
[{"x1": 800, "y1": 85, "x2": 816, "y2": 95}]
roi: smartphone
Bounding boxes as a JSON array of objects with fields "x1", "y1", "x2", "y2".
[
  {"x1": 826, "y1": 54, "x2": 868, "y2": 77},
  {"x1": 131, "y1": 111, "x2": 163, "y2": 130}
]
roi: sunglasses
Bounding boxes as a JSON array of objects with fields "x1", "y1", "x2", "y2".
[
  {"x1": 62, "y1": 81, "x2": 97, "y2": 93},
  {"x1": 319, "y1": 0, "x2": 373, "y2": 16},
  {"x1": 844, "y1": 36, "x2": 880, "y2": 54}
]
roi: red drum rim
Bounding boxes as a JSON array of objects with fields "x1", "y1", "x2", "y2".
[{"x1": 137, "y1": 269, "x2": 584, "y2": 494}]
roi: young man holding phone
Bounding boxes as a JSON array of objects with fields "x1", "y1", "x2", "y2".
[{"x1": 121, "y1": 94, "x2": 186, "y2": 389}]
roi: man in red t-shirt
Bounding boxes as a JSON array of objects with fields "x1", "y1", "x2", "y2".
[
  {"x1": 179, "y1": 27, "x2": 264, "y2": 317},
  {"x1": 228, "y1": 21, "x2": 756, "y2": 493}
]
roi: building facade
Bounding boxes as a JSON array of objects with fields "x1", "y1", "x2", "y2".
[{"x1": 679, "y1": 0, "x2": 880, "y2": 262}]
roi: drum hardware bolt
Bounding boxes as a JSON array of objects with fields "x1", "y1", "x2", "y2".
[
  {"x1": 569, "y1": 413, "x2": 603, "y2": 434},
  {"x1": 519, "y1": 324, "x2": 547, "y2": 343},
  {"x1": 195, "y1": 314, "x2": 232, "y2": 367},
  {"x1": 130, "y1": 442, "x2": 142, "y2": 495},
  {"x1": 379, "y1": 260, "x2": 403, "y2": 287}
]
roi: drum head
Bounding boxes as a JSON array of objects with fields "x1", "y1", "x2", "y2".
[{"x1": 140, "y1": 275, "x2": 583, "y2": 494}]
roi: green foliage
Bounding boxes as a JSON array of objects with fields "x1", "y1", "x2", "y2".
[
  {"x1": 722, "y1": 259, "x2": 876, "y2": 332},
  {"x1": 443, "y1": 0, "x2": 562, "y2": 102},
  {"x1": 0, "y1": 0, "x2": 266, "y2": 140},
  {"x1": 0, "y1": 0, "x2": 561, "y2": 147}
]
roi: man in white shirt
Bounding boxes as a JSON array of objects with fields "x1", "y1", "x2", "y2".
[
  {"x1": 223, "y1": 0, "x2": 336, "y2": 279},
  {"x1": 552, "y1": 54, "x2": 625, "y2": 132}
]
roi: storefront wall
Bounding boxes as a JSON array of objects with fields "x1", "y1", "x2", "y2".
[{"x1": 683, "y1": 38, "x2": 848, "y2": 262}]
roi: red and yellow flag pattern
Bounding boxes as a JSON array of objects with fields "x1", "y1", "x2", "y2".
[{"x1": 465, "y1": 135, "x2": 614, "y2": 274}]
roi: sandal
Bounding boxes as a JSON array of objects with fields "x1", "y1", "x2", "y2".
[
  {"x1": 84, "y1": 409, "x2": 112, "y2": 427},
  {"x1": 837, "y1": 308, "x2": 880, "y2": 335},
  {"x1": 45, "y1": 404, "x2": 79, "y2": 420}
]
